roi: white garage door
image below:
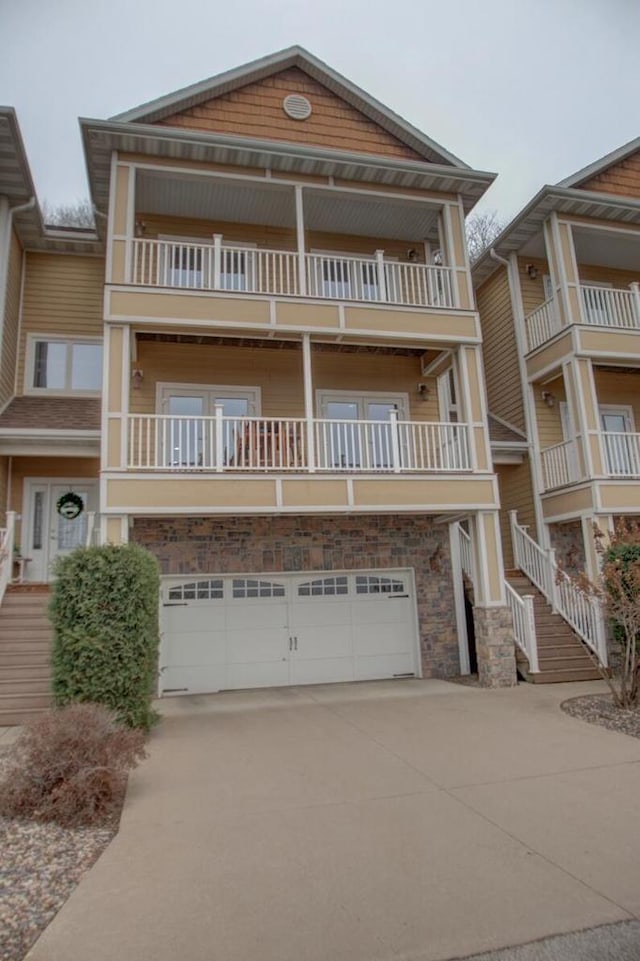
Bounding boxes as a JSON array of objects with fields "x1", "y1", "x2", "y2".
[{"x1": 160, "y1": 569, "x2": 419, "y2": 695}]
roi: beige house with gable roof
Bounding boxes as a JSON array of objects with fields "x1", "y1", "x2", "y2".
[{"x1": 0, "y1": 48, "x2": 520, "y2": 722}]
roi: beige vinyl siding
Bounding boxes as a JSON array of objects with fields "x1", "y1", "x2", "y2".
[
  {"x1": 593, "y1": 369, "x2": 640, "y2": 426},
  {"x1": 496, "y1": 460, "x2": 536, "y2": 568},
  {"x1": 131, "y1": 340, "x2": 440, "y2": 421},
  {"x1": 1, "y1": 227, "x2": 23, "y2": 409},
  {"x1": 476, "y1": 266, "x2": 525, "y2": 433},
  {"x1": 517, "y1": 257, "x2": 550, "y2": 318},
  {"x1": 138, "y1": 214, "x2": 427, "y2": 262},
  {"x1": 533, "y1": 375, "x2": 566, "y2": 450},
  {"x1": 577, "y1": 264, "x2": 640, "y2": 289},
  {"x1": 18, "y1": 254, "x2": 105, "y2": 393},
  {"x1": 157, "y1": 67, "x2": 423, "y2": 162}
]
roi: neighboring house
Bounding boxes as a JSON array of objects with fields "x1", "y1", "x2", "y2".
[
  {"x1": 0, "y1": 46, "x2": 521, "y2": 720},
  {"x1": 474, "y1": 137, "x2": 640, "y2": 677}
]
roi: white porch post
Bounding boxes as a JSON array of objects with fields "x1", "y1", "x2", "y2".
[
  {"x1": 302, "y1": 334, "x2": 315, "y2": 472},
  {"x1": 213, "y1": 234, "x2": 222, "y2": 290},
  {"x1": 375, "y1": 249, "x2": 387, "y2": 302},
  {"x1": 214, "y1": 403, "x2": 224, "y2": 473},
  {"x1": 295, "y1": 186, "x2": 307, "y2": 297}
]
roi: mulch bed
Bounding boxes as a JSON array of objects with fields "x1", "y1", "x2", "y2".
[
  {"x1": 561, "y1": 693, "x2": 640, "y2": 739},
  {"x1": 0, "y1": 748, "x2": 120, "y2": 961}
]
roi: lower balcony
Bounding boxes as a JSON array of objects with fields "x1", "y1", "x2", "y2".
[
  {"x1": 127, "y1": 414, "x2": 470, "y2": 473},
  {"x1": 541, "y1": 432, "x2": 640, "y2": 492},
  {"x1": 101, "y1": 414, "x2": 498, "y2": 516},
  {"x1": 525, "y1": 284, "x2": 640, "y2": 353}
]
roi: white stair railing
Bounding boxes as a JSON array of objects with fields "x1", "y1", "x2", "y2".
[
  {"x1": 509, "y1": 510, "x2": 607, "y2": 666},
  {"x1": 0, "y1": 511, "x2": 16, "y2": 606},
  {"x1": 455, "y1": 521, "x2": 539, "y2": 672},
  {"x1": 505, "y1": 581, "x2": 539, "y2": 673}
]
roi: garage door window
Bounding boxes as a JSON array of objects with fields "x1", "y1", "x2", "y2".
[
  {"x1": 168, "y1": 579, "x2": 224, "y2": 601},
  {"x1": 297, "y1": 576, "x2": 349, "y2": 596},
  {"x1": 232, "y1": 578, "x2": 286, "y2": 598},
  {"x1": 356, "y1": 575, "x2": 405, "y2": 594}
]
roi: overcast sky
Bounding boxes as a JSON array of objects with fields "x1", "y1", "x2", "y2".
[{"x1": 1, "y1": 0, "x2": 638, "y2": 224}]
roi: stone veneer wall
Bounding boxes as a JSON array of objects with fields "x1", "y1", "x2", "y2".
[
  {"x1": 549, "y1": 520, "x2": 586, "y2": 575},
  {"x1": 132, "y1": 514, "x2": 461, "y2": 677},
  {"x1": 472, "y1": 606, "x2": 517, "y2": 688}
]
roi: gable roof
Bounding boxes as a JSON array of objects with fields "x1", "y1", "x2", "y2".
[
  {"x1": 111, "y1": 46, "x2": 469, "y2": 170},
  {"x1": 558, "y1": 135, "x2": 640, "y2": 189}
]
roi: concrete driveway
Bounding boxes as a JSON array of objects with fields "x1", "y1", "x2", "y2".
[{"x1": 27, "y1": 679, "x2": 640, "y2": 961}]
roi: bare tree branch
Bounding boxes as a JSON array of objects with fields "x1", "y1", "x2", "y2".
[
  {"x1": 466, "y1": 210, "x2": 505, "y2": 264},
  {"x1": 42, "y1": 199, "x2": 95, "y2": 229}
]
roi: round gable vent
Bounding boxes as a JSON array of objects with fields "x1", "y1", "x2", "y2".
[{"x1": 283, "y1": 94, "x2": 312, "y2": 121}]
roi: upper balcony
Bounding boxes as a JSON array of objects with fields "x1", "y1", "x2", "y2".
[
  {"x1": 525, "y1": 282, "x2": 640, "y2": 353},
  {"x1": 105, "y1": 161, "x2": 478, "y2": 346},
  {"x1": 521, "y1": 219, "x2": 640, "y2": 365}
]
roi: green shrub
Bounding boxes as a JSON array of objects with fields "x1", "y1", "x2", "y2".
[
  {"x1": 0, "y1": 703, "x2": 146, "y2": 826},
  {"x1": 50, "y1": 544, "x2": 160, "y2": 729}
]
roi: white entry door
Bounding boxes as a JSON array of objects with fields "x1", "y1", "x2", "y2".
[
  {"x1": 23, "y1": 480, "x2": 98, "y2": 582},
  {"x1": 160, "y1": 569, "x2": 419, "y2": 695}
]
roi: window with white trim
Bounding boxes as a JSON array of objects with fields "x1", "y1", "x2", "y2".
[
  {"x1": 168, "y1": 580, "x2": 224, "y2": 601},
  {"x1": 297, "y1": 576, "x2": 348, "y2": 596},
  {"x1": 28, "y1": 337, "x2": 102, "y2": 393},
  {"x1": 232, "y1": 579, "x2": 286, "y2": 599},
  {"x1": 355, "y1": 575, "x2": 405, "y2": 594}
]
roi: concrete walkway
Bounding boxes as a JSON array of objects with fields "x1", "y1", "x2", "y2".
[{"x1": 27, "y1": 679, "x2": 640, "y2": 961}]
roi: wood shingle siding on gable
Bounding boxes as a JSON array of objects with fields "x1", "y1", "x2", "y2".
[
  {"x1": 475, "y1": 266, "x2": 525, "y2": 434},
  {"x1": 577, "y1": 151, "x2": 640, "y2": 198},
  {"x1": 18, "y1": 253, "x2": 105, "y2": 394},
  {"x1": 1, "y1": 228, "x2": 23, "y2": 409},
  {"x1": 157, "y1": 68, "x2": 424, "y2": 162}
]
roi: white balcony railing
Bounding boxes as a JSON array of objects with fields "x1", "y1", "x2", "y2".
[
  {"x1": 524, "y1": 297, "x2": 559, "y2": 351},
  {"x1": 130, "y1": 238, "x2": 455, "y2": 309},
  {"x1": 580, "y1": 285, "x2": 640, "y2": 330},
  {"x1": 601, "y1": 431, "x2": 640, "y2": 477},
  {"x1": 540, "y1": 439, "x2": 581, "y2": 491},
  {"x1": 127, "y1": 414, "x2": 470, "y2": 474}
]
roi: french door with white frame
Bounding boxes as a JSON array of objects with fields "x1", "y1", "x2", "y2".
[
  {"x1": 158, "y1": 384, "x2": 260, "y2": 468},
  {"x1": 22, "y1": 479, "x2": 98, "y2": 582},
  {"x1": 599, "y1": 406, "x2": 636, "y2": 476},
  {"x1": 316, "y1": 391, "x2": 408, "y2": 470}
]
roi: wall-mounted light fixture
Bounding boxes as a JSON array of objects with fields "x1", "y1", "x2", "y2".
[
  {"x1": 541, "y1": 390, "x2": 555, "y2": 408},
  {"x1": 407, "y1": 248, "x2": 419, "y2": 262},
  {"x1": 526, "y1": 263, "x2": 539, "y2": 281},
  {"x1": 134, "y1": 220, "x2": 146, "y2": 237},
  {"x1": 417, "y1": 382, "x2": 430, "y2": 399},
  {"x1": 132, "y1": 368, "x2": 144, "y2": 389}
]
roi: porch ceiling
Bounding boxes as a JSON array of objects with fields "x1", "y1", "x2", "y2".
[
  {"x1": 573, "y1": 226, "x2": 640, "y2": 271},
  {"x1": 136, "y1": 170, "x2": 441, "y2": 241}
]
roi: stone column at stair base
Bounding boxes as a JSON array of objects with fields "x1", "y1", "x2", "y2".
[{"x1": 473, "y1": 606, "x2": 518, "y2": 688}]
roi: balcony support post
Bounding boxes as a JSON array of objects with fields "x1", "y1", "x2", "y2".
[
  {"x1": 214, "y1": 403, "x2": 224, "y2": 473},
  {"x1": 389, "y1": 408, "x2": 401, "y2": 473},
  {"x1": 213, "y1": 234, "x2": 222, "y2": 290},
  {"x1": 302, "y1": 334, "x2": 315, "y2": 472},
  {"x1": 294, "y1": 186, "x2": 307, "y2": 297},
  {"x1": 631, "y1": 282, "x2": 640, "y2": 328},
  {"x1": 375, "y1": 249, "x2": 387, "y2": 302}
]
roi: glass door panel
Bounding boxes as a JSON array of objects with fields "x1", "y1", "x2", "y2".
[
  {"x1": 166, "y1": 395, "x2": 205, "y2": 467},
  {"x1": 601, "y1": 409, "x2": 634, "y2": 475},
  {"x1": 325, "y1": 401, "x2": 361, "y2": 468},
  {"x1": 366, "y1": 403, "x2": 395, "y2": 469}
]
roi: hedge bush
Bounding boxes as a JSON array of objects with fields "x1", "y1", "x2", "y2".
[
  {"x1": 50, "y1": 544, "x2": 160, "y2": 729},
  {"x1": 0, "y1": 703, "x2": 146, "y2": 826}
]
